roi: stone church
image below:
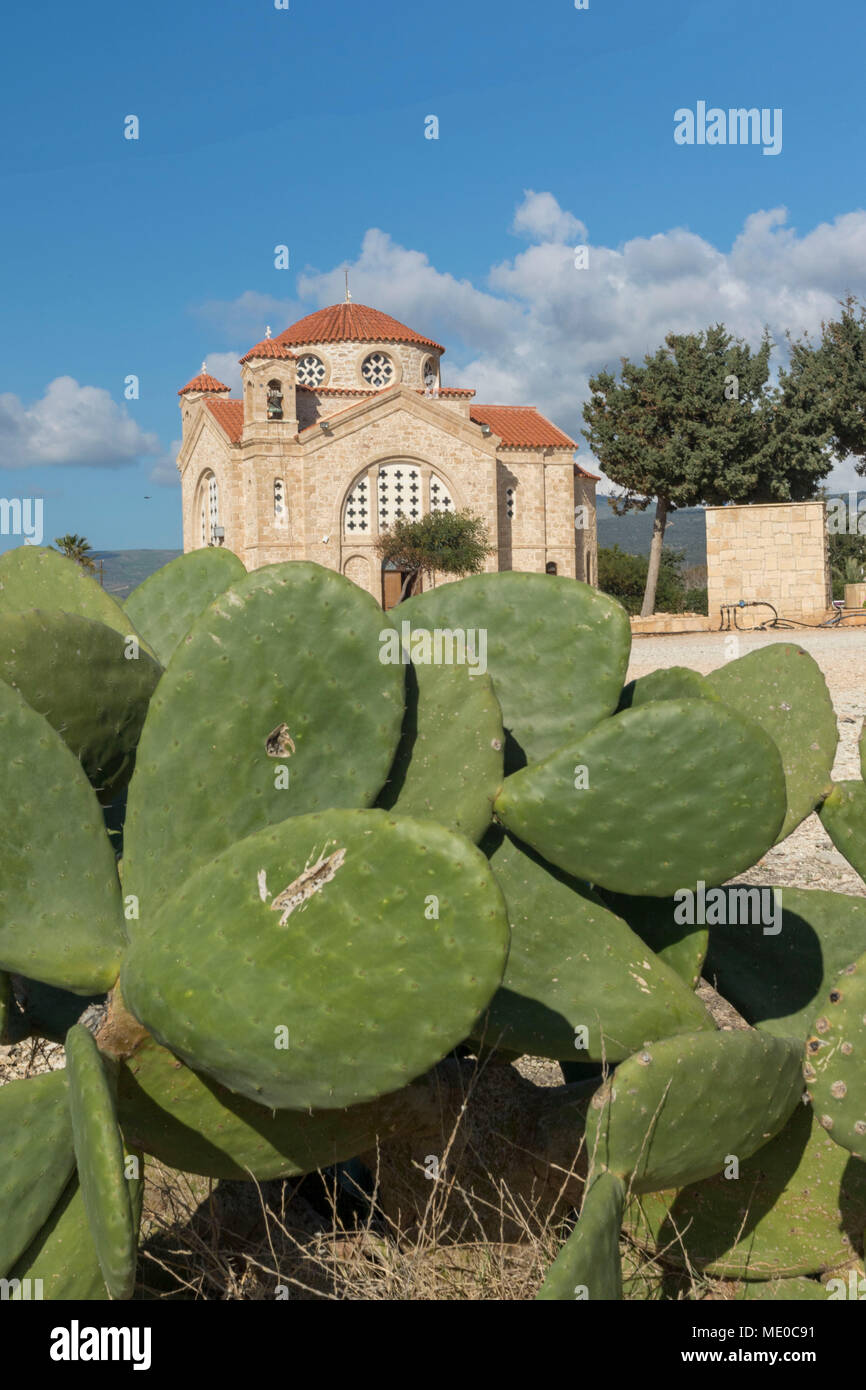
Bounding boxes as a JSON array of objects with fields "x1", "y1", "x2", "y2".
[{"x1": 177, "y1": 300, "x2": 598, "y2": 607}]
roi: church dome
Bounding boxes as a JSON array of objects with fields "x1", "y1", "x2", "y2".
[{"x1": 274, "y1": 303, "x2": 445, "y2": 355}]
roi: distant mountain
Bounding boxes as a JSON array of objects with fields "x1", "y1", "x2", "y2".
[
  {"x1": 597, "y1": 498, "x2": 707, "y2": 566},
  {"x1": 93, "y1": 550, "x2": 181, "y2": 600}
]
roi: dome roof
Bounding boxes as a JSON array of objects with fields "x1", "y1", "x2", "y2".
[
  {"x1": 178, "y1": 369, "x2": 230, "y2": 396},
  {"x1": 275, "y1": 302, "x2": 445, "y2": 355}
]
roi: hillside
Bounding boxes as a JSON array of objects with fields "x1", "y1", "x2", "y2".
[{"x1": 93, "y1": 549, "x2": 182, "y2": 600}]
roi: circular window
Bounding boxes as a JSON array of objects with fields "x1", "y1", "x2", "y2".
[
  {"x1": 422, "y1": 356, "x2": 438, "y2": 388},
  {"x1": 296, "y1": 354, "x2": 326, "y2": 387},
  {"x1": 362, "y1": 352, "x2": 394, "y2": 388}
]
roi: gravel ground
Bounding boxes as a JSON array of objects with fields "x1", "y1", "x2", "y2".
[{"x1": 628, "y1": 626, "x2": 866, "y2": 897}]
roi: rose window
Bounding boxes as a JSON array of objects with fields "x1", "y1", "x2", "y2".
[
  {"x1": 362, "y1": 352, "x2": 394, "y2": 388},
  {"x1": 296, "y1": 354, "x2": 326, "y2": 387}
]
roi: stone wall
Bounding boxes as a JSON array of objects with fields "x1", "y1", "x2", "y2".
[{"x1": 705, "y1": 500, "x2": 831, "y2": 623}]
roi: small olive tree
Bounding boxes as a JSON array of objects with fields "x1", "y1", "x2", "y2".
[{"x1": 376, "y1": 509, "x2": 494, "y2": 603}]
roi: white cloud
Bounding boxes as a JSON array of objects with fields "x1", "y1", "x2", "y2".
[
  {"x1": 149, "y1": 438, "x2": 183, "y2": 488},
  {"x1": 511, "y1": 190, "x2": 588, "y2": 244},
  {"x1": 0, "y1": 377, "x2": 161, "y2": 470}
]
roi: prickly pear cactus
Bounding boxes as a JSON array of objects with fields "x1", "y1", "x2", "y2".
[{"x1": 0, "y1": 550, "x2": 864, "y2": 1302}]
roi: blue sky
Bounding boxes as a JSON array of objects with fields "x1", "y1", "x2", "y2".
[{"x1": 1, "y1": 0, "x2": 864, "y2": 550}]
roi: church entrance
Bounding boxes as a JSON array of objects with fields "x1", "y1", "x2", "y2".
[{"x1": 382, "y1": 563, "x2": 420, "y2": 609}]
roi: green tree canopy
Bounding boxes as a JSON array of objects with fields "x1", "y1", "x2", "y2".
[
  {"x1": 582, "y1": 324, "x2": 832, "y2": 615},
  {"x1": 375, "y1": 509, "x2": 494, "y2": 602},
  {"x1": 53, "y1": 534, "x2": 96, "y2": 573},
  {"x1": 781, "y1": 295, "x2": 866, "y2": 468}
]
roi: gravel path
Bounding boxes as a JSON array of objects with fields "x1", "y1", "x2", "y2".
[{"x1": 628, "y1": 627, "x2": 866, "y2": 897}]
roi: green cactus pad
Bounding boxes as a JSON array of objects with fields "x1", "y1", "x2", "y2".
[
  {"x1": 124, "y1": 547, "x2": 246, "y2": 667},
  {"x1": 587, "y1": 1030, "x2": 804, "y2": 1193},
  {"x1": 536, "y1": 1172, "x2": 624, "y2": 1300},
  {"x1": 0, "y1": 681, "x2": 124, "y2": 992},
  {"x1": 707, "y1": 644, "x2": 837, "y2": 841},
  {"x1": 618, "y1": 666, "x2": 719, "y2": 711},
  {"x1": 0, "y1": 610, "x2": 162, "y2": 801},
  {"x1": 597, "y1": 889, "x2": 708, "y2": 989},
  {"x1": 625, "y1": 1105, "x2": 866, "y2": 1279},
  {"x1": 473, "y1": 829, "x2": 712, "y2": 1061},
  {"x1": 8, "y1": 1178, "x2": 109, "y2": 1300},
  {"x1": 0, "y1": 1070, "x2": 75, "y2": 1277},
  {"x1": 376, "y1": 648, "x2": 504, "y2": 844},
  {"x1": 118, "y1": 1031, "x2": 443, "y2": 1180},
  {"x1": 0, "y1": 546, "x2": 132, "y2": 635},
  {"x1": 122, "y1": 808, "x2": 509, "y2": 1110},
  {"x1": 806, "y1": 950, "x2": 866, "y2": 1160},
  {"x1": 400, "y1": 571, "x2": 631, "y2": 769},
  {"x1": 705, "y1": 887, "x2": 866, "y2": 1040},
  {"x1": 65, "y1": 1024, "x2": 139, "y2": 1300},
  {"x1": 122, "y1": 562, "x2": 406, "y2": 921},
  {"x1": 494, "y1": 699, "x2": 786, "y2": 897},
  {"x1": 818, "y1": 781, "x2": 866, "y2": 882}
]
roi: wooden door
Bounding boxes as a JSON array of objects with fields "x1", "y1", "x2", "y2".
[{"x1": 382, "y1": 569, "x2": 405, "y2": 609}]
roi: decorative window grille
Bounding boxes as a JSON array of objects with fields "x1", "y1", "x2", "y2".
[
  {"x1": 296, "y1": 354, "x2": 325, "y2": 387},
  {"x1": 208, "y1": 475, "x2": 219, "y2": 543},
  {"x1": 344, "y1": 475, "x2": 371, "y2": 533},
  {"x1": 274, "y1": 478, "x2": 287, "y2": 524},
  {"x1": 505, "y1": 487, "x2": 516, "y2": 520},
  {"x1": 422, "y1": 356, "x2": 438, "y2": 388},
  {"x1": 429, "y1": 473, "x2": 454, "y2": 514},
  {"x1": 378, "y1": 463, "x2": 421, "y2": 528},
  {"x1": 267, "y1": 380, "x2": 283, "y2": 419},
  {"x1": 362, "y1": 352, "x2": 394, "y2": 388}
]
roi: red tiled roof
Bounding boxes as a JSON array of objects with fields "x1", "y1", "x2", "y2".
[
  {"x1": 276, "y1": 303, "x2": 445, "y2": 354},
  {"x1": 470, "y1": 405, "x2": 577, "y2": 450},
  {"x1": 203, "y1": 398, "x2": 244, "y2": 443},
  {"x1": 240, "y1": 339, "x2": 297, "y2": 364},
  {"x1": 178, "y1": 372, "x2": 230, "y2": 396}
]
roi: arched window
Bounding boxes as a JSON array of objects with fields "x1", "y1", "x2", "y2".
[
  {"x1": 208, "y1": 474, "x2": 219, "y2": 544},
  {"x1": 267, "y1": 379, "x2": 283, "y2": 420},
  {"x1": 545, "y1": 561, "x2": 558, "y2": 575},
  {"x1": 274, "y1": 478, "x2": 287, "y2": 525}
]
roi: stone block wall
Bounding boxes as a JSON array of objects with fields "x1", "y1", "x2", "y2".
[{"x1": 705, "y1": 500, "x2": 830, "y2": 623}]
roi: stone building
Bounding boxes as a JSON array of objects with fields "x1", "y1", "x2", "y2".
[{"x1": 177, "y1": 300, "x2": 598, "y2": 607}]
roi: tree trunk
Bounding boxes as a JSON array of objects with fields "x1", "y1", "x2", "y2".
[
  {"x1": 398, "y1": 568, "x2": 420, "y2": 603},
  {"x1": 640, "y1": 496, "x2": 669, "y2": 617}
]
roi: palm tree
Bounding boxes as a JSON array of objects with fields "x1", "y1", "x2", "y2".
[{"x1": 54, "y1": 534, "x2": 96, "y2": 573}]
